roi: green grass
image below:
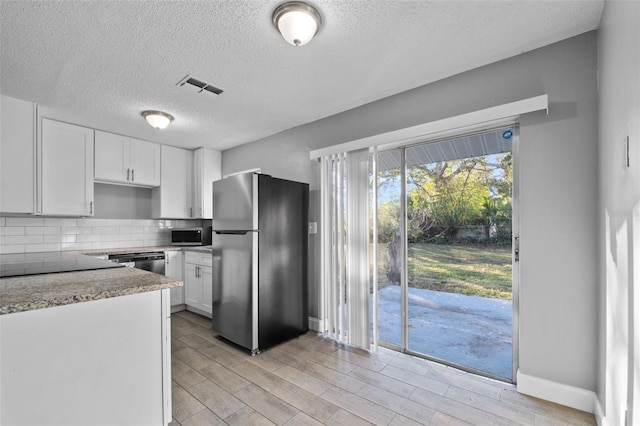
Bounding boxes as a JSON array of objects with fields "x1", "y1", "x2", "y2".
[{"x1": 376, "y1": 242, "x2": 512, "y2": 300}]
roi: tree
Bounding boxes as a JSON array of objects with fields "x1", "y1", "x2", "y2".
[
  {"x1": 406, "y1": 157, "x2": 491, "y2": 241},
  {"x1": 376, "y1": 152, "x2": 513, "y2": 243}
]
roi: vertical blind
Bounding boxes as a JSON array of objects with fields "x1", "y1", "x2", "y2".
[{"x1": 320, "y1": 149, "x2": 371, "y2": 350}]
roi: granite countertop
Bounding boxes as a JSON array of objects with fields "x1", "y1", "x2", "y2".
[
  {"x1": 82, "y1": 245, "x2": 212, "y2": 256},
  {"x1": 82, "y1": 246, "x2": 182, "y2": 256},
  {"x1": 0, "y1": 251, "x2": 183, "y2": 315}
]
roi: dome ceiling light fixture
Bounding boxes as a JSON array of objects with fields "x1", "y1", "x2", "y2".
[
  {"x1": 141, "y1": 110, "x2": 174, "y2": 130},
  {"x1": 272, "y1": 1, "x2": 322, "y2": 47}
]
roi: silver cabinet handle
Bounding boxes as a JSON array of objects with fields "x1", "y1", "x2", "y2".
[
  {"x1": 127, "y1": 168, "x2": 130, "y2": 181},
  {"x1": 89, "y1": 201, "x2": 93, "y2": 215},
  {"x1": 131, "y1": 169, "x2": 134, "y2": 181},
  {"x1": 189, "y1": 207, "x2": 193, "y2": 217}
]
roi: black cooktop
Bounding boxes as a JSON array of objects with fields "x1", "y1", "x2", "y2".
[{"x1": 0, "y1": 256, "x2": 125, "y2": 278}]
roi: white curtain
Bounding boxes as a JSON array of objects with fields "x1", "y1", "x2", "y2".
[{"x1": 320, "y1": 149, "x2": 370, "y2": 350}]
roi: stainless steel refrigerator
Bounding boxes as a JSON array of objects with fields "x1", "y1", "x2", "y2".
[{"x1": 211, "y1": 172, "x2": 309, "y2": 354}]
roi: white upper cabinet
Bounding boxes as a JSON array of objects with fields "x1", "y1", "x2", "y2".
[
  {"x1": 129, "y1": 138, "x2": 160, "y2": 186},
  {"x1": 95, "y1": 130, "x2": 160, "y2": 187},
  {"x1": 0, "y1": 95, "x2": 37, "y2": 214},
  {"x1": 192, "y1": 147, "x2": 221, "y2": 219},
  {"x1": 152, "y1": 145, "x2": 192, "y2": 219},
  {"x1": 41, "y1": 119, "x2": 94, "y2": 216},
  {"x1": 94, "y1": 131, "x2": 127, "y2": 182}
]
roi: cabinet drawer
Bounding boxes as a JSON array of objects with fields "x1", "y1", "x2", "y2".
[
  {"x1": 184, "y1": 251, "x2": 200, "y2": 264},
  {"x1": 184, "y1": 251, "x2": 211, "y2": 266},
  {"x1": 199, "y1": 254, "x2": 212, "y2": 266}
]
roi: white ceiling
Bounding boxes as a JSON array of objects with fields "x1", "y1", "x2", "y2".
[{"x1": 0, "y1": 1, "x2": 603, "y2": 152}]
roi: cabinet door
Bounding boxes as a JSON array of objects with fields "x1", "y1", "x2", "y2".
[
  {"x1": 94, "y1": 130, "x2": 128, "y2": 183},
  {"x1": 130, "y1": 138, "x2": 160, "y2": 187},
  {"x1": 165, "y1": 251, "x2": 184, "y2": 306},
  {"x1": 0, "y1": 96, "x2": 36, "y2": 214},
  {"x1": 152, "y1": 145, "x2": 192, "y2": 218},
  {"x1": 41, "y1": 119, "x2": 94, "y2": 216},
  {"x1": 165, "y1": 251, "x2": 183, "y2": 279},
  {"x1": 184, "y1": 263, "x2": 201, "y2": 309},
  {"x1": 170, "y1": 284, "x2": 184, "y2": 306},
  {"x1": 192, "y1": 148, "x2": 221, "y2": 219},
  {"x1": 193, "y1": 148, "x2": 204, "y2": 218},
  {"x1": 201, "y1": 265, "x2": 213, "y2": 315}
]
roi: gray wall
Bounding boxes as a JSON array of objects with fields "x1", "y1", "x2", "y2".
[
  {"x1": 223, "y1": 32, "x2": 599, "y2": 391},
  {"x1": 597, "y1": 1, "x2": 640, "y2": 423}
]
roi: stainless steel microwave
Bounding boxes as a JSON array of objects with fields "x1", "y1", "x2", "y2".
[{"x1": 171, "y1": 227, "x2": 211, "y2": 246}]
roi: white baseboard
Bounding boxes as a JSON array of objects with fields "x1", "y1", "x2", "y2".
[
  {"x1": 170, "y1": 304, "x2": 186, "y2": 314},
  {"x1": 516, "y1": 370, "x2": 597, "y2": 413},
  {"x1": 308, "y1": 317, "x2": 325, "y2": 332},
  {"x1": 185, "y1": 305, "x2": 212, "y2": 319},
  {"x1": 593, "y1": 396, "x2": 606, "y2": 426}
]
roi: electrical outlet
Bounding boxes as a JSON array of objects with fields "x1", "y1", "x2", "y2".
[{"x1": 308, "y1": 222, "x2": 317, "y2": 234}]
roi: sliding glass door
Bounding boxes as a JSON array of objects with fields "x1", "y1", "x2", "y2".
[
  {"x1": 372, "y1": 127, "x2": 518, "y2": 382},
  {"x1": 373, "y1": 148, "x2": 403, "y2": 348}
]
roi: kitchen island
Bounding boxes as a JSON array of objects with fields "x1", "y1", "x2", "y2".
[{"x1": 0, "y1": 252, "x2": 181, "y2": 425}]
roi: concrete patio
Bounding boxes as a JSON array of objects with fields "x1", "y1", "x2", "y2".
[{"x1": 372, "y1": 286, "x2": 513, "y2": 380}]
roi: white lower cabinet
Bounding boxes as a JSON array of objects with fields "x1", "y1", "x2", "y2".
[
  {"x1": 165, "y1": 250, "x2": 185, "y2": 310},
  {"x1": 201, "y1": 266, "x2": 213, "y2": 313},
  {"x1": 0, "y1": 290, "x2": 172, "y2": 425},
  {"x1": 184, "y1": 251, "x2": 212, "y2": 318}
]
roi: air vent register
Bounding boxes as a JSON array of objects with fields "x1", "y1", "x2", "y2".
[{"x1": 177, "y1": 75, "x2": 224, "y2": 96}]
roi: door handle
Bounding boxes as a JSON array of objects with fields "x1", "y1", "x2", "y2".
[
  {"x1": 127, "y1": 168, "x2": 130, "y2": 181},
  {"x1": 89, "y1": 201, "x2": 93, "y2": 215},
  {"x1": 131, "y1": 169, "x2": 134, "y2": 182},
  {"x1": 514, "y1": 236, "x2": 520, "y2": 262}
]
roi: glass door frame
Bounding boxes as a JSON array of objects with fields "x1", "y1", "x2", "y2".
[{"x1": 372, "y1": 124, "x2": 520, "y2": 384}]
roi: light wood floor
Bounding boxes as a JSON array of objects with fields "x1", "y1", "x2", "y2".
[{"x1": 169, "y1": 310, "x2": 595, "y2": 426}]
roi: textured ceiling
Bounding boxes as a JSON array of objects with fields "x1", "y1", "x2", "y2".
[{"x1": 0, "y1": 1, "x2": 603, "y2": 152}]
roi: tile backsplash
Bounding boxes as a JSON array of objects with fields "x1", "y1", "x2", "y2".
[{"x1": 0, "y1": 217, "x2": 202, "y2": 254}]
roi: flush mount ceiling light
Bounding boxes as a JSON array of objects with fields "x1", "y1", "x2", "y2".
[
  {"x1": 141, "y1": 110, "x2": 174, "y2": 129},
  {"x1": 272, "y1": 1, "x2": 322, "y2": 47}
]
